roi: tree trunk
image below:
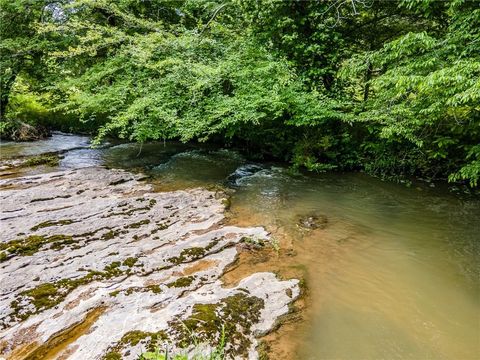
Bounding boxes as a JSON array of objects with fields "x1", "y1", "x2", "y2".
[
  {"x1": 0, "y1": 97, "x2": 8, "y2": 122},
  {"x1": 0, "y1": 72, "x2": 18, "y2": 121}
]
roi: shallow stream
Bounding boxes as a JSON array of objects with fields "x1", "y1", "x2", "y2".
[{"x1": 1, "y1": 133, "x2": 479, "y2": 359}]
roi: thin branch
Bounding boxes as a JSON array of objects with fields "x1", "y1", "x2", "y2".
[{"x1": 199, "y1": 3, "x2": 228, "y2": 36}]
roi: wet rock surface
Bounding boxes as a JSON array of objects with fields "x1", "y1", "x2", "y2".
[
  {"x1": 226, "y1": 164, "x2": 264, "y2": 186},
  {"x1": 0, "y1": 167, "x2": 299, "y2": 359},
  {"x1": 0, "y1": 152, "x2": 61, "y2": 171},
  {"x1": 296, "y1": 214, "x2": 328, "y2": 230}
]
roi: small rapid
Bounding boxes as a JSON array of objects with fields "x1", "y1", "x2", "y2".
[{"x1": 1, "y1": 133, "x2": 478, "y2": 360}]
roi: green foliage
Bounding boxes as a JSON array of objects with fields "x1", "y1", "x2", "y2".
[
  {"x1": 2, "y1": 0, "x2": 478, "y2": 186},
  {"x1": 42, "y1": 0, "x2": 347, "y2": 166},
  {"x1": 341, "y1": 0, "x2": 479, "y2": 183},
  {"x1": 0, "y1": 0, "x2": 65, "y2": 118},
  {"x1": 5, "y1": 76, "x2": 50, "y2": 123},
  {"x1": 0, "y1": 119, "x2": 15, "y2": 138},
  {"x1": 448, "y1": 145, "x2": 480, "y2": 187},
  {"x1": 49, "y1": 14, "x2": 330, "y2": 146},
  {"x1": 140, "y1": 324, "x2": 226, "y2": 360}
]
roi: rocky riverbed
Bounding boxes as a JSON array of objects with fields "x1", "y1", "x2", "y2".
[{"x1": 0, "y1": 166, "x2": 299, "y2": 359}]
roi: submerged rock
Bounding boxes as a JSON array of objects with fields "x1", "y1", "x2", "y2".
[
  {"x1": 227, "y1": 164, "x2": 264, "y2": 186},
  {"x1": 296, "y1": 213, "x2": 328, "y2": 230},
  {"x1": 0, "y1": 167, "x2": 299, "y2": 359},
  {"x1": 0, "y1": 152, "x2": 60, "y2": 171}
]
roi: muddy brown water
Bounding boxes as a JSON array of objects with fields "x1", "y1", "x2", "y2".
[{"x1": 1, "y1": 134, "x2": 479, "y2": 359}]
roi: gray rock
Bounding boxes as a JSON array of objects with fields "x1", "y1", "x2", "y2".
[
  {"x1": 297, "y1": 213, "x2": 328, "y2": 230},
  {"x1": 0, "y1": 167, "x2": 299, "y2": 359}
]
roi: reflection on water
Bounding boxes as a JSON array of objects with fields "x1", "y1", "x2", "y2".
[
  {"x1": 61, "y1": 148, "x2": 104, "y2": 168},
  {"x1": 1, "y1": 134, "x2": 479, "y2": 359},
  {"x1": 0, "y1": 132, "x2": 90, "y2": 157},
  {"x1": 151, "y1": 148, "x2": 246, "y2": 188},
  {"x1": 227, "y1": 171, "x2": 479, "y2": 360}
]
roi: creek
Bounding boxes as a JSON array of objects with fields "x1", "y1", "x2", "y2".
[{"x1": 1, "y1": 133, "x2": 479, "y2": 359}]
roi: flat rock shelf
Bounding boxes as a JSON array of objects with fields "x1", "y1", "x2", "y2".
[{"x1": 0, "y1": 167, "x2": 299, "y2": 360}]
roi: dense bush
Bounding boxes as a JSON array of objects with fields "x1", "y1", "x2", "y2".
[{"x1": 1, "y1": 0, "x2": 478, "y2": 186}]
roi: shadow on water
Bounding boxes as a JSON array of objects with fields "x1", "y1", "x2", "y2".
[{"x1": 1, "y1": 134, "x2": 479, "y2": 359}]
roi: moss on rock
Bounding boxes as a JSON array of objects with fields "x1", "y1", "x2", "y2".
[
  {"x1": 122, "y1": 257, "x2": 139, "y2": 267},
  {"x1": 0, "y1": 234, "x2": 74, "y2": 261},
  {"x1": 103, "y1": 330, "x2": 168, "y2": 359},
  {"x1": 166, "y1": 276, "x2": 195, "y2": 288},
  {"x1": 168, "y1": 247, "x2": 207, "y2": 265},
  {"x1": 124, "y1": 219, "x2": 150, "y2": 229},
  {"x1": 9, "y1": 258, "x2": 142, "y2": 321},
  {"x1": 23, "y1": 154, "x2": 59, "y2": 168},
  {"x1": 169, "y1": 293, "x2": 265, "y2": 356},
  {"x1": 30, "y1": 219, "x2": 75, "y2": 231}
]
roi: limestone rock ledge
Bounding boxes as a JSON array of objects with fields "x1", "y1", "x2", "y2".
[{"x1": 0, "y1": 167, "x2": 299, "y2": 359}]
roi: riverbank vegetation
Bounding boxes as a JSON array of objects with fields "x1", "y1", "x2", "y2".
[{"x1": 1, "y1": 0, "x2": 478, "y2": 186}]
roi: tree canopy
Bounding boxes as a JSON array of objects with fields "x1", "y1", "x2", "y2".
[{"x1": 1, "y1": 0, "x2": 479, "y2": 186}]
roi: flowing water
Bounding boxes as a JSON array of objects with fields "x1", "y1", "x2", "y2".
[{"x1": 1, "y1": 134, "x2": 479, "y2": 359}]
